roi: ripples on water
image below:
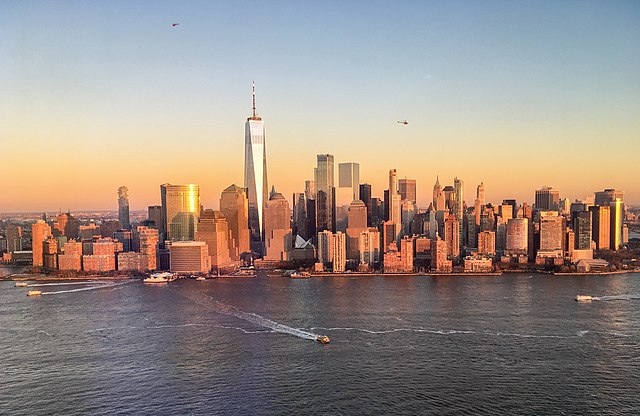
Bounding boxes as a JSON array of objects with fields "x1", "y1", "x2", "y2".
[{"x1": 1, "y1": 273, "x2": 640, "y2": 415}]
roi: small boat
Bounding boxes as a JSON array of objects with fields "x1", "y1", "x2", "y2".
[
  {"x1": 14, "y1": 282, "x2": 28, "y2": 287},
  {"x1": 27, "y1": 290, "x2": 42, "y2": 296},
  {"x1": 144, "y1": 272, "x2": 174, "y2": 284},
  {"x1": 195, "y1": 276, "x2": 206, "y2": 281},
  {"x1": 316, "y1": 335, "x2": 330, "y2": 344},
  {"x1": 575, "y1": 295, "x2": 594, "y2": 302}
]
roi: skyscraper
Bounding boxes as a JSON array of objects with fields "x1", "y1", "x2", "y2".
[
  {"x1": 32, "y1": 220, "x2": 52, "y2": 267},
  {"x1": 346, "y1": 200, "x2": 368, "y2": 260},
  {"x1": 6, "y1": 225, "x2": 22, "y2": 252},
  {"x1": 220, "y1": 184, "x2": 250, "y2": 260},
  {"x1": 359, "y1": 183, "x2": 373, "y2": 226},
  {"x1": 263, "y1": 193, "x2": 292, "y2": 261},
  {"x1": 388, "y1": 169, "x2": 401, "y2": 238},
  {"x1": 244, "y1": 83, "x2": 268, "y2": 254},
  {"x1": 160, "y1": 183, "x2": 200, "y2": 242},
  {"x1": 315, "y1": 154, "x2": 335, "y2": 231},
  {"x1": 535, "y1": 186, "x2": 560, "y2": 211},
  {"x1": 476, "y1": 182, "x2": 485, "y2": 205},
  {"x1": 453, "y1": 177, "x2": 464, "y2": 220},
  {"x1": 589, "y1": 205, "x2": 610, "y2": 250},
  {"x1": 610, "y1": 198, "x2": 623, "y2": 250},
  {"x1": 398, "y1": 178, "x2": 416, "y2": 203},
  {"x1": 118, "y1": 186, "x2": 130, "y2": 230},
  {"x1": 195, "y1": 209, "x2": 232, "y2": 268},
  {"x1": 433, "y1": 176, "x2": 443, "y2": 210},
  {"x1": 338, "y1": 162, "x2": 360, "y2": 201}
]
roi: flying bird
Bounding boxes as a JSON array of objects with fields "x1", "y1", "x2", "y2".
[
  {"x1": 171, "y1": 23, "x2": 180, "y2": 27},
  {"x1": 397, "y1": 120, "x2": 408, "y2": 125}
]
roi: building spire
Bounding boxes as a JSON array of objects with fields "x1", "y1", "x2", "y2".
[{"x1": 252, "y1": 81, "x2": 256, "y2": 118}]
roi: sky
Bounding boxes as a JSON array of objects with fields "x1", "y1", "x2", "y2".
[{"x1": 1, "y1": 0, "x2": 639, "y2": 212}]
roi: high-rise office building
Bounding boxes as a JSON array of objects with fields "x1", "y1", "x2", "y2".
[
  {"x1": 431, "y1": 236, "x2": 452, "y2": 272},
  {"x1": 359, "y1": 183, "x2": 373, "y2": 227},
  {"x1": 359, "y1": 228, "x2": 380, "y2": 265},
  {"x1": 148, "y1": 205, "x2": 162, "y2": 230},
  {"x1": 244, "y1": 83, "x2": 269, "y2": 254},
  {"x1": 169, "y1": 241, "x2": 210, "y2": 274},
  {"x1": 433, "y1": 176, "x2": 444, "y2": 210},
  {"x1": 317, "y1": 230, "x2": 333, "y2": 265},
  {"x1": 292, "y1": 192, "x2": 309, "y2": 240},
  {"x1": 453, "y1": 177, "x2": 464, "y2": 220},
  {"x1": 32, "y1": 220, "x2": 52, "y2": 267},
  {"x1": 444, "y1": 213, "x2": 460, "y2": 258},
  {"x1": 574, "y1": 211, "x2": 592, "y2": 250},
  {"x1": 304, "y1": 180, "x2": 315, "y2": 201},
  {"x1": 136, "y1": 226, "x2": 159, "y2": 270},
  {"x1": 477, "y1": 182, "x2": 486, "y2": 205},
  {"x1": 160, "y1": 184, "x2": 200, "y2": 242},
  {"x1": 610, "y1": 198, "x2": 623, "y2": 250},
  {"x1": 315, "y1": 154, "x2": 335, "y2": 232},
  {"x1": 505, "y1": 218, "x2": 528, "y2": 256},
  {"x1": 535, "y1": 186, "x2": 560, "y2": 211},
  {"x1": 388, "y1": 170, "x2": 402, "y2": 237},
  {"x1": 478, "y1": 231, "x2": 496, "y2": 256},
  {"x1": 539, "y1": 212, "x2": 564, "y2": 252},
  {"x1": 263, "y1": 193, "x2": 292, "y2": 261},
  {"x1": 595, "y1": 189, "x2": 624, "y2": 207},
  {"x1": 346, "y1": 200, "x2": 368, "y2": 260},
  {"x1": 589, "y1": 205, "x2": 610, "y2": 250},
  {"x1": 114, "y1": 230, "x2": 133, "y2": 252},
  {"x1": 338, "y1": 162, "x2": 360, "y2": 201},
  {"x1": 6, "y1": 225, "x2": 22, "y2": 252},
  {"x1": 332, "y1": 231, "x2": 346, "y2": 273},
  {"x1": 118, "y1": 186, "x2": 130, "y2": 229},
  {"x1": 196, "y1": 209, "x2": 232, "y2": 268},
  {"x1": 398, "y1": 178, "x2": 416, "y2": 203},
  {"x1": 220, "y1": 184, "x2": 250, "y2": 260}
]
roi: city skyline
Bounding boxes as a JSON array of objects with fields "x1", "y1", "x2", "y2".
[{"x1": 2, "y1": 1, "x2": 639, "y2": 211}]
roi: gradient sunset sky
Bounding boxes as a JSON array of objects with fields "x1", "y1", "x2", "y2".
[{"x1": 2, "y1": 0, "x2": 639, "y2": 212}]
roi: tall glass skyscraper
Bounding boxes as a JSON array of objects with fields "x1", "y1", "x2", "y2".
[
  {"x1": 244, "y1": 83, "x2": 268, "y2": 254},
  {"x1": 160, "y1": 183, "x2": 201, "y2": 242},
  {"x1": 118, "y1": 186, "x2": 130, "y2": 230}
]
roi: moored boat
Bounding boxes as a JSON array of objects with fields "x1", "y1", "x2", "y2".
[{"x1": 144, "y1": 272, "x2": 175, "y2": 284}]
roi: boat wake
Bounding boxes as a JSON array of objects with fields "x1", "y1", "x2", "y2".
[
  {"x1": 27, "y1": 281, "x2": 116, "y2": 287},
  {"x1": 594, "y1": 294, "x2": 640, "y2": 301},
  {"x1": 310, "y1": 326, "x2": 574, "y2": 339},
  {"x1": 207, "y1": 297, "x2": 318, "y2": 341},
  {"x1": 41, "y1": 281, "x2": 129, "y2": 295}
]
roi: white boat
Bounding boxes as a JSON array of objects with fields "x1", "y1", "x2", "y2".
[
  {"x1": 27, "y1": 290, "x2": 42, "y2": 296},
  {"x1": 195, "y1": 276, "x2": 206, "y2": 281},
  {"x1": 14, "y1": 282, "x2": 28, "y2": 287},
  {"x1": 575, "y1": 295, "x2": 594, "y2": 302},
  {"x1": 144, "y1": 272, "x2": 175, "y2": 284}
]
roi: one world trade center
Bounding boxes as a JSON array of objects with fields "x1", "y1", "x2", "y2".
[{"x1": 244, "y1": 82, "x2": 268, "y2": 255}]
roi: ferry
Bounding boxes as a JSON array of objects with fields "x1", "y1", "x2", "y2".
[
  {"x1": 316, "y1": 335, "x2": 330, "y2": 344},
  {"x1": 14, "y1": 282, "x2": 28, "y2": 287},
  {"x1": 27, "y1": 290, "x2": 42, "y2": 296},
  {"x1": 575, "y1": 295, "x2": 594, "y2": 302},
  {"x1": 143, "y1": 272, "x2": 175, "y2": 284},
  {"x1": 290, "y1": 271, "x2": 311, "y2": 279}
]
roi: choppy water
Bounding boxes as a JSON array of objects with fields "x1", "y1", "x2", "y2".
[{"x1": 2, "y1": 273, "x2": 640, "y2": 415}]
